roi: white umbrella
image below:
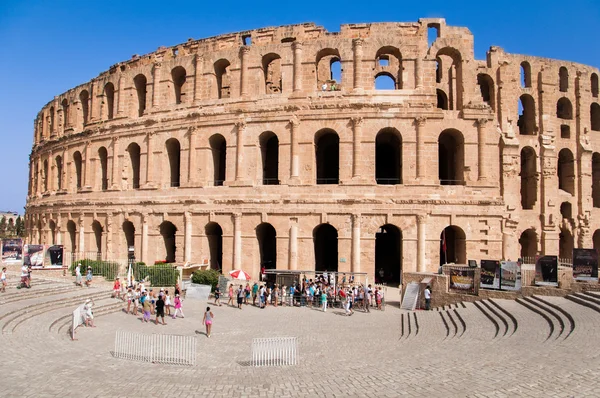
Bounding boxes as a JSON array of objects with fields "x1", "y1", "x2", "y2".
[{"x1": 229, "y1": 269, "x2": 251, "y2": 280}]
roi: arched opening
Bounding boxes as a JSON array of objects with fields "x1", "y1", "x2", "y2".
[
  {"x1": 375, "y1": 73, "x2": 396, "y2": 90},
  {"x1": 427, "y1": 23, "x2": 440, "y2": 47},
  {"x1": 43, "y1": 159, "x2": 49, "y2": 192},
  {"x1": 592, "y1": 73, "x2": 599, "y2": 98},
  {"x1": 126, "y1": 143, "x2": 141, "y2": 189},
  {"x1": 262, "y1": 54, "x2": 282, "y2": 94},
  {"x1": 518, "y1": 94, "x2": 536, "y2": 135},
  {"x1": 256, "y1": 223, "x2": 277, "y2": 271},
  {"x1": 79, "y1": 90, "x2": 89, "y2": 126},
  {"x1": 260, "y1": 132, "x2": 279, "y2": 185},
  {"x1": 436, "y1": 47, "x2": 462, "y2": 110},
  {"x1": 61, "y1": 99, "x2": 70, "y2": 129},
  {"x1": 519, "y1": 229, "x2": 537, "y2": 259},
  {"x1": 316, "y1": 48, "x2": 341, "y2": 90},
  {"x1": 159, "y1": 221, "x2": 177, "y2": 263},
  {"x1": 73, "y1": 151, "x2": 83, "y2": 190},
  {"x1": 591, "y1": 103, "x2": 600, "y2": 131},
  {"x1": 214, "y1": 59, "x2": 231, "y2": 99},
  {"x1": 313, "y1": 224, "x2": 338, "y2": 272},
  {"x1": 67, "y1": 220, "x2": 77, "y2": 252},
  {"x1": 375, "y1": 224, "x2": 402, "y2": 285},
  {"x1": 520, "y1": 147, "x2": 537, "y2": 209},
  {"x1": 171, "y1": 66, "x2": 187, "y2": 104},
  {"x1": 123, "y1": 221, "x2": 135, "y2": 258},
  {"x1": 133, "y1": 74, "x2": 147, "y2": 117},
  {"x1": 559, "y1": 228, "x2": 573, "y2": 260},
  {"x1": 49, "y1": 220, "x2": 56, "y2": 245},
  {"x1": 594, "y1": 230, "x2": 600, "y2": 252},
  {"x1": 557, "y1": 97, "x2": 573, "y2": 119},
  {"x1": 315, "y1": 129, "x2": 339, "y2": 184},
  {"x1": 375, "y1": 46, "x2": 403, "y2": 89},
  {"x1": 477, "y1": 73, "x2": 495, "y2": 110},
  {"x1": 98, "y1": 147, "x2": 108, "y2": 191},
  {"x1": 438, "y1": 129, "x2": 464, "y2": 185},
  {"x1": 376, "y1": 128, "x2": 402, "y2": 184},
  {"x1": 55, "y1": 155, "x2": 63, "y2": 191},
  {"x1": 558, "y1": 148, "x2": 575, "y2": 195},
  {"x1": 49, "y1": 107, "x2": 55, "y2": 134},
  {"x1": 559, "y1": 67, "x2": 569, "y2": 92},
  {"x1": 166, "y1": 138, "x2": 181, "y2": 187},
  {"x1": 205, "y1": 222, "x2": 222, "y2": 271},
  {"x1": 520, "y1": 61, "x2": 532, "y2": 88},
  {"x1": 92, "y1": 220, "x2": 103, "y2": 257},
  {"x1": 439, "y1": 226, "x2": 466, "y2": 266},
  {"x1": 437, "y1": 89, "x2": 448, "y2": 110},
  {"x1": 104, "y1": 83, "x2": 115, "y2": 119},
  {"x1": 435, "y1": 57, "x2": 442, "y2": 83},
  {"x1": 209, "y1": 134, "x2": 226, "y2": 186},
  {"x1": 593, "y1": 153, "x2": 600, "y2": 207},
  {"x1": 560, "y1": 202, "x2": 573, "y2": 220}
]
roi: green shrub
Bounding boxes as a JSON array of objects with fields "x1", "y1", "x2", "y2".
[
  {"x1": 191, "y1": 269, "x2": 221, "y2": 292},
  {"x1": 70, "y1": 259, "x2": 119, "y2": 280},
  {"x1": 131, "y1": 262, "x2": 178, "y2": 287}
]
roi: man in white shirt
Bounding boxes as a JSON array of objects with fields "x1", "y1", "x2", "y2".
[{"x1": 424, "y1": 285, "x2": 432, "y2": 310}]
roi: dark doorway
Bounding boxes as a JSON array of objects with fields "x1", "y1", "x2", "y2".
[
  {"x1": 520, "y1": 147, "x2": 537, "y2": 209},
  {"x1": 375, "y1": 224, "x2": 402, "y2": 285},
  {"x1": 127, "y1": 143, "x2": 141, "y2": 189},
  {"x1": 519, "y1": 229, "x2": 537, "y2": 259},
  {"x1": 166, "y1": 138, "x2": 181, "y2": 187},
  {"x1": 205, "y1": 222, "x2": 223, "y2": 271},
  {"x1": 315, "y1": 130, "x2": 339, "y2": 184},
  {"x1": 92, "y1": 221, "x2": 103, "y2": 257},
  {"x1": 67, "y1": 220, "x2": 77, "y2": 252},
  {"x1": 439, "y1": 226, "x2": 466, "y2": 266},
  {"x1": 210, "y1": 134, "x2": 226, "y2": 186},
  {"x1": 438, "y1": 129, "x2": 464, "y2": 185},
  {"x1": 260, "y1": 132, "x2": 279, "y2": 185},
  {"x1": 123, "y1": 221, "x2": 135, "y2": 258},
  {"x1": 313, "y1": 224, "x2": 338, "y2": 272},
  {"x1": 98, "y1": 147, "x2": 108, "y2": 190},
  {"x1": 256, "y1": 223, "x2": 277, "y2": 271},
  {"x1": 160, "y1": 221, "x2": 177, "y2": 263},
  {"x1": 376, "y1": 129, "x2": 402, "y2": 184}
]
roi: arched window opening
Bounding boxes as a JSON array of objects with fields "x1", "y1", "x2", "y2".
[
  {"x1": 61, "y1": 99, "x2": 70, "y2": 129},
  {"x1": 92, "y1": 221, "x2": 103, "y2": 257},
  {"x1": 133, "y1": 74, "x2": 147, "y2": 117},
  {"x1": 560, "y1": 202, "x2": 572, "y2": 220},
  {"x1": 558, "y1": 148, "x2": 575, "y2": 195},
  {"x1": 166, "y1": 138, "x2": 181, "y2": 187},
  {"x1": 437, "y1": 89, "x2": 448, "y2": 110},
  {"x1": 375, "y1": 47, "x2": 403, "y2": 90},
  {"x1": 256, "y1": 223, "x2": 277, "y2": 272},
  {"x1": 263, "y1": 54, "x2": 282, "y2": 94},
  {"x1": 375, "y1": 73, "x2": 396, "y2": 90},
  {"x1": 205, "y1": 222, "x2": 223, "y2": 271},
  {"x1": 160, "y1": 221, "x2": 177, "y2": 263},
  {"x1": 435, "y1": 57, "x2": 442, "y2": 83},
  {"x1": 315, "y1": 129, "x2": 339, "y2": 184},
  {"x1": 126, "y1": 143, "x2": 141, "y2": 189},
  {"x1": 242, "y1": 35, "x2": 251, "y2": 46},
  {"x1": 104, "y1": 83, "x2": 115, "y2": 119},
  {"x1": 79, "y1": 90, "x2": 89, "y2": 125},
  {"x1": 376, "y1": 129, "x2": 402, "y2": 185},
  {"x1": 559, "y1": 67, "x2": 569, "y2": 92},
  {"x1": 379, "y1": 56, "x2": 389, "y2": 67},
  {"x1": 520, "y1": 147, "x2": 537, "y2": 209},
  {"x1": 439, "y1": 226, "x2": 466, "y2": 266},
  {"x1": 520, "y1": 62, "x2": 532, "y2": 88},
  {"x1": 591, "y1": 103, "x2": 600, "y2": 131},
  {"x1": 98, "y1": 147, "x2": 108, "y2": 191},
  {"x1": 519, "y1": 229, "x2": 537, "y2": 260},
  {"x1": 436, "y1": 48, "x2": 462, "y2": 110},
  {"x1": 171, "y1": 66, "x2": 187, "y2": 104},
  {"x1": 427, "y1": 24, "x2": 440, "y2": 47},
  {"x1": 67, "y1": 220, "x2": 77, "y2": 252},
  {"x1": 477, "y1": 73, "x2": 495, "y2": 110},
  {"x1": 557, "y1": 97, "x2": 573, "y2": 119},
  {"x1": 73, "y1": 151, "x2": 83, "y2": 190},
  {"x1": 316, "y1": 48, "x2": 342, "y2": 90},
  {"x1": 592, "y1": 153, "x2": 600, "y2": 208},
  {"x1": 592, "y1": 73, "x2": 599, "y2": 98},
  {"x1": 375, "y1": 224, "x2": 402, "y2": 285},
  {"x1": 313, "y1": 224, "x2": 338, "y2": 272},
  {"x1": 438, "y1": 129, "x2": 464, "y2": 185},
  {"x1": 561, "y1": 125, "x2": 571, "y2": 139},
  {"x1": 43, "y1": 160, "x2": 49, "y2": 192},
  {"x1": 594, "y1": 230, "x2": 600, "y2": 252},
  {"x1": 123, "y1": 221, "x2": 135, "y2": 260},
  {"x1": 260, "y1": 132, "x2": 279, "y2": 185},
  {"x1": 33, "y1": 162, "x2": 39, "y2": 194},
  {"x1": 49, "y1": 220, "x2": 56, "y2": 245},
  {"x1": 518, "y1": 94, "x2": 536, "y2": 135},
  {"x1": 49, "y1": 107, "x2": 55, "y2": 135},
  {"x1": 214, "y1": 59, "x2": 231, "y2": 99},
  {"x1": 55, "y1": 155, "x2": 63, "y2": 191},
  {"x1": 209, "y1": 134, "x2": 226, "y2": 186},
  {"x1": 281, "y1": 37, "x2": 296, "y2": 43},
  {"x1": 559, "y1": 228, "x2": 573, "y2": 260}
]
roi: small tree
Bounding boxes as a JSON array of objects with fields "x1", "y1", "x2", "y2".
[
  {"x1": 15, "y1": 216, "x2": 25, "y2": 237},
  {"x1": 0, "y1": 216, "x2": 6, "y2": 238},
  {"x1": 191, "y1": 269, "x2": 220, "y2": 292},
  {"x1": 6, "y1": 218, "x2": 15, "y2": 237}
]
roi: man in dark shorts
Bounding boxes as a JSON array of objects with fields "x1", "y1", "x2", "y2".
[
  {"x1": 237, "y1": 285, "x2": 244, "y2": 309},
  {"x1": 155, "y1": 293, "x2": 167, "y2": 325}
]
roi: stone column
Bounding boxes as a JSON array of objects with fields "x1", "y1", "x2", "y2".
[
  {"x1": 111, "y1": 137, "x2": 120, "y2": 190},
  {"x1": 417, "y1": 215, "x2": 426, "y2": 272},
  {"x1": 289, "y1": 116, "x2": 300, "y2": 183},
  {"x1": 184, "y1": 211, "x2": 192, "y2": 263},
  {"x1": 106, "y1": 213, "x2": 113, "y2": 259},
  {"x1": 352, "y1": 117, "x2": 364, "y2": 180},
  {"x1": 288, "y1": 218, "x2": 298, "y2": 270},
  {"x1": 415, "y1": 57, "x2": 423, "y2": 88},
  {"x1": 477, "y1": 118, "x2": 488, "y2": 181},
  {"x1": 352, "y1": 38, "x2": 364, "y2": 90},
  {"x1": 194, "y1": 54, "x2": 203, "y2": 102},
  {"x1": 351, "y1": 214, "x2": 361, "y2": 273},
  {"x1": 416, "y1": 117, "x2": 427, "y2": 180},
  {"x1": 187, "y1": 127, "x2": 197, "y2": 186},
  {"x1": 116, "y1": 75, "x2": 124, "y2": 117},
  {"x1": 145, "y1": 132, "x2": 155, "y2": 188},
  {"x1": 83, "y1": 141, "x2": 92, "y2": 190},
  {"x1": 240, "y1": 46, "x2": 250, "y2": 97},
  {"x1": 56, "y1": 215, "x2": 62, "y2": 245},
  {"x1": 233, "y1": 213, "x2": 242, "y2": 270},
  {"x1": 235, "y1": 121, "x2": 245, "y2": 182},
  {"x1": 141, "y1": 213, "x2": 149, "y2": 264},
  {"x1": 151, "y1": 62, "x2": 162, "y2": 109},
  {"x1": 292, "y1": 41, "x2": 303, "y2": 92},
  {"x1": 78, "y1": 216, "x2": 85, "y2": 254},
  {"x1": 60, "y1": 149, "x2": 66, "y2": 192}
]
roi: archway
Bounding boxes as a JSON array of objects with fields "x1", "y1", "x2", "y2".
[
  {"x1": 166, "y1": 138, "x2": 181, "y2": 187},
  {"x1": 439, "y1": 226, "x2": 466, "y2": 266},
  {"x1": 375, "y1": 224, "x2": 402, "y2": 285},
  {"x1": 438, "y1": 129, "x2": 464, "y2": 185},
  {"x1": 133, "y1": 74, "x2": 147, "y2": 116},
  {"x1": 313, "y1": 224, "x2": 338, "y2": 272},
  {"x1": 123, "y1": 221, "x2": 135, "y2": 260},
  {"x1": 171, "y1": 66, "x2": 187, "y2": 104},
  {"x1": 126, "y1": 143, "x2": 141, "y2": 189},
  {"x1": 73, "y1": 151, "x2": 83, "y2": 189},
  {"x1": 160, "y1": 221, "x2": 177, "y2": 263},
  {"x1": 67, "y1": 220, "x2": 77, "y2": 252},
  {"x1": 518, "y1": 94, "x2": 536, "y2": 135},
  {"x1": 205, "y1": 223, "x2": 223, "y2": 271},
  {"x1": 256, "y1": 223, "x2": 277, "y2": 271},
  {"x1": 593, "y1": 153, "x2": 600, "y2": 207},
  {"x1": 49, "y1": 220, "x2": 56, "y2": 245},
  {"x1": 315, "y1": 129, "x2": 339, "y2": 184},
  {"x1": 520, "y1": 147, "x2": 537, "y2": 209},
  {"x1": 98, "y1": 147, "x2": 108, "y2": 190},
  {"x1": 376, "y1": 129, "x2": 402, "y2": 185},
  {"x1": 260, "y1": 132, "x2": 279, "y2": 185},
  {"x1": 559, "y1": 228, "x2": 573, "y2": 260},
  {"x1": 209, "y1": 134, "x2": 226, "y2": 186},
  {"x1": 558, "y1": 148, "x2": 575, "y2": 195},
  {"x1": 92, "y1": 220, "x2": 103, "y2": 258},
  {"x1": 593, "y1": 230, "x2": 600, "y2": 252},
  {"x1": 519, "y1": 229, "x2": 537, "y2": 260},
  {"x1": 104, "y1": 83, "x2": 115, "y2": 119}
]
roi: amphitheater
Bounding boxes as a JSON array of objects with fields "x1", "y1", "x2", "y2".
[{"x1": 25, "y1": 19, "x2": 600, "y2": 283}]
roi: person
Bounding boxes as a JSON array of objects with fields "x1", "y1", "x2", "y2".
[
  {"x1": 364, "y1": 284, "x2": 371, "y2": 313},
  {"x1": 165, "y1": 290, "x2": 172, "y2": 315},
  {"x1": 227, "y1": 284, "x2": 234, "y2": 307},
  {"x1": 125, "y1": 288, "x2": 133, "y2": 313},
  {"x1": 321, "y1": 83, "x2": 328, "y2": 91},
  {"x1": 214, "y1": 286, "x2": 221, "y2": 306},
  {"x1": 112, "y1": 277, "x2": 121, "y2": 299},
  {"x1": 132, "y1": 288, "x2": 140, "y2": 316},
  {"x1": 236, "y1": 284, "x2": 244, "y2": 309},
  {"x1": 174, "y1": 282, "x2": 181, "y2": 298},
  {"x1": 155, "y1": 293, "x2": 167, "y2": 325},
  {"x1": 83, "y1": 298, "x2": 95, "y2": 327},
  {"x1": 252, "y1": 282, "x2": 259, "y2": 306},
  {"x1": 321, "y1": 288, "x2": 328, "y2": 312},
  {"x1": 1, "y1": 267, "x2": 7, "y2": 293},
  {"x1": 261, "y1": 267, "x2": 266, "y2": 282},
  {"x1": 172, "y1": 294, "x2": 184, "y2": 318},
  {"x1": 281, "y1": 285, "x2": 287, "y2": 307},
  {"x1": 424, "y1": 285, "x2": 432, "y2": 310},
  {"x1": 75, "y1": 263, "x2": 82, "y2": 286},
  {"x1": 20, "y1": 264, "x2": 30, "y2": 288},
  {"x1": 273, "y1": 284, "x2": 279, "y2": 307},
  {"x1": 142, "y1": 292, "x2": 152, "y2": 322},
  {"x1": 259, "y1": 285, "x2": 266, "y2": 308},
  {"x1": 202, "y1": 306, "x2": 214, "y2": 338},
  {"x1": 85, "y1": 266, "x2": 93, "y2": 287},
  {"x1": 244, "y1": 283, "x2": 251, "y2": 305},
  {"x1": 376, "y1": 287, "x2": 383, "y2": 310}
]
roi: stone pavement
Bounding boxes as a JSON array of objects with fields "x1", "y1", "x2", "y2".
[{"x1": 2, "y1": 276, "x2": 600, "y2": 397}]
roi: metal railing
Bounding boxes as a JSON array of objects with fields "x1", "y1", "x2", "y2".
[
  {"x1": 113, "y1": 330, "x2": 196, "y2": 366},
  {"x1": 252, "y1": 337, "x2": 297, "y2": 367}
]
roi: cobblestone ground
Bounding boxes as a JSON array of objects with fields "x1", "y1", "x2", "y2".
[{"x1": 1, "y1": 275, "x2": 600, "y2": 397}]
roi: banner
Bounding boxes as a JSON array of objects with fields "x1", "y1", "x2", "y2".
[
  {"x1": 1, "y1": 238, "x2": 22, "y2": 262},
  {"x1": 45, "y1": 245, "x2": 64, "y2": 267},
  {"x1": 572, "y1": 248, "x2": 599, "y2": 281},
  {"x1": 23, "y1": 245, "x2": 44, "y2": 268},
  {"x1": 500, "y1": 261, "x2": 522, "y2": 291},
  {"x1": 480, "y1": 260, "x2": 500, "y2": 289},
  {"x1": 535, "y1": 255, "x2": 558, "y2": 286},
  {"x1": 449, "y1": 267, "x2": 476, "y2": 294}
]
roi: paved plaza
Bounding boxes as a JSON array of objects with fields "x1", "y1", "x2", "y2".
[{"x1": 2, "y1": 273, "x2": 600, "y2": 397}]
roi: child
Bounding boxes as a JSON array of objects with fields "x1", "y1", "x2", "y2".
[
  {"x1": 83, "y1": 298, "x2": 95, "y2": 327},
  {"x1": 85, "y1": 267, "x2": 93, "y2": 287},
  {"x1": 142, "y1": 292, "x2": 152, "y2": 322},
  {"x1": 376, "y1": 287, "x2": 383, "y2": 310},
  {"x1": 155, "y1": 293, "x2": 167, "y2": 325},
  {"x1": 321, "y1": 289, "x2": 328, "y2": 312},
  {"x1": 1, "y1": 267, "x2": 6, "y2": 293},
  {"x1": 125, "y1": 288, "x2": 133, "y2": 313},
  {"x1": 112, "y1": 277, "x2": 121, "y2": 298},
  {"x1": 202, "y1": 306, "x2": 214, "y2": 338},
  {"x1": 214, "y1": 286, "x2": 221, "y2": 306},
  {"x1": 172, "y1": 294, "x2": 184, "y2": 318},
  {"x1": 165, "y1": 290, "x2": 171, "y2": 315},
  {"x1": 132, "y1": 288, "x2": 140, "y2": 316},
  {"x1": 227, "y1": 284, "x2": 234, "y2": 307}
]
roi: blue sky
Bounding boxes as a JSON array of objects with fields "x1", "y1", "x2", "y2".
[{"x1": 0, "y1": 0, "x2": 599, "y2": 213}]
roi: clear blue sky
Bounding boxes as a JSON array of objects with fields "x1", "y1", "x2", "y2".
[{"x1": 0, "y1": 0, "x2": 599, "y2": 213}]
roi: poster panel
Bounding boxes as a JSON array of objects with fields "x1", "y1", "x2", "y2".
[
  {"x1": 500, "y1": 261, "x2": 522, "y2": 291},
  {"x1": 535, "y1": 255, "x2": 558, "y2": 286},
  {"x1": 572, "y1": 248, "x2": 599, "y2": 281},
  {"x1": 449, "y1": 267, "x2": 476, "y2": 294},
  {"x1": 23, "y1": 245, "x2": 44, "y2": 268},
  {"x1": 480, "y1": 260, "x2": 500, "y2": 289},
  {"x1": 2, "y1": 238, "x2": 23, "y2": 262},
  {"x1": 45, "y1": 245, "x2": 64, "y2": 267}
]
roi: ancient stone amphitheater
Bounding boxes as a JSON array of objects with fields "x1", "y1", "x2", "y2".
[{"x1": 25, "y1": 19, "x2": 600, "y2": 283}]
